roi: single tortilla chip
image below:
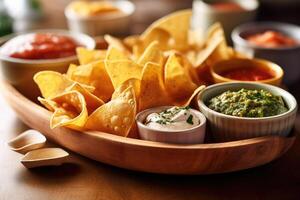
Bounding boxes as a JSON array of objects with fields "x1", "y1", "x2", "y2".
[
  {"x1": 112, "y1": 78, "x2": 141, "y2": 111},
  {"x1": 68, "y1": 61, "x2": 114, "y2": 102},
  {"x1": 38, "y1": 97, "x2": 57, "y2": 112},
  {"x1": 104, "y1": 34, "x2": 129, "y2": 53},
  {"x1": 205, "y1": 23, "x2": 234, "y2": 66},
  {"x1": 193, "y1": 30, "x2": 223, "y2": 67},
  {"x1": 139, "y1": 62, "x2": 172, "y2": 111},
  {"x1": 76, "y1": 47, "x2": 107, "y2": 65},
  {"x1": 164, "y1": 53, "x2": 197, "y2": 102},
  {"x1": 112, "y1": 78, "x2": 141, "y2": 100},
  {"x1": 142, "y1": 10, "x2": 192, "y2": 51},
  {"x1": 65, "y1": 83, "x2": 104, "y2": 114},
  {"x1": 132, "y1": 28, "x2": 171, "y2": 60},
  {"x1": 173, "y1": 52, "x2": 201, "y2": 85},
  {"x1": 105, "y1": 60, "x2": 143, "y2": 89},
  {"x1": 137, "y1": 41, "x2": 164, "y2": 67},
  {"x1": 38, "y1": 91, "x2": 88, "y2": 130},
  {"x1": 123, "y1": 35, "x2": 140, "y2": 49},
  {"x1": 141, "y1": 28, "x2": 171, "y2": 50},
  {"x1": 85, "y1": 86, "x2": 136, "y2": 137},
  {"x1": 66, "y1": 64, "x2": 78, "y2": 79},
  {"x1": 34, "y1": 71, "x2": 74, "y2": 99},
  {"x1": 106, "y1": 46, "x2": 129, "y2": 61}
]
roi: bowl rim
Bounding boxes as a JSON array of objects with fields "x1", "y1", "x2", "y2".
[
  {"x1": 197, "y1": 82, "x2": 298, "y2": 121},
  {"x1": 194, "y1": 0, "x2": 259, "y2": 13},
  {"x1": 232, "y1": 21, "x2": 300, "y2": 51},
  {"x1": 210, "y1": 58, "x2": 284, "y2": 84},
  {"x1": 0, "y1": 29, "x2": 96, "y2": 64},
  {"x1": 65, "y1": 0, "x2": 135, "y2": 21},
  {"x1": 135, "y1": 106, "x2": 207, "y2": 134}
]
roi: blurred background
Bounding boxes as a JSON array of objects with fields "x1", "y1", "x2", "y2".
[
  {"x1": 1, "y1": 0, "x2": 300, "y2": 88},
  {"x1": 1, "y1": 0, "x2": 300, "y2": 36}
]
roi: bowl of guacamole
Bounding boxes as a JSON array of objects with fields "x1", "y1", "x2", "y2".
[
  {"x1": 208, "y1": 88, "x2": 288, "y2": 118},
  {"x1": 197, "y1": 82, "x2": 297, "y2": 142}
]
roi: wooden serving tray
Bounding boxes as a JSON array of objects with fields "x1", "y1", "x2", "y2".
[{"x1": 1, "y1": 81, "x2": 296, "y2": 175}]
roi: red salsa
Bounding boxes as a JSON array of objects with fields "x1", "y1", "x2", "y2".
[
  {"x1": 246, "y1": 31, "x2": 299, "y2": 48},
  {"x1": 0, "y1": 33, "x2": 81, "y2": 59},
  {"x1": 211, "y1": 2, "x2": 245, "y2": 12},
  {"x1": 220, "y1": 68, "x2": 274, "y2": 81}
]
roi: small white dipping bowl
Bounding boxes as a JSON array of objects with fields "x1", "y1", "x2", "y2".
[
  {"x1": 197, "y1": 82, "x2": 297, "y2": 142},
  {"x1": 65, "y1": 0, "x2": 135, "y2": 36},
  {"x1": 136, "y1": 106, "x2": 206, "y2": 144}
]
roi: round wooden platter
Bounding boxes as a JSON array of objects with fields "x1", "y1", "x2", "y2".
[{"x1": 0, "y1": 80, "x2": 296, "y2": 175}]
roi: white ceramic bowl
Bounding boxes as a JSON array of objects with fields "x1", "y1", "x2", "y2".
[
  {"x1": 232, "y1": 22, "x2": 300, "y2": 85},
  {"x1": 136, "y1": 106, "x2": 206, "y2": 144},
  {"x1": 65, "y1": 0, "x2": 135, "y2": 36},
  {"x1": 197, "y1": 82, "x2": 297, "y2": 142},
  {"x1": 191, "y1": 0, "x2": 258, "y2": 42},
  {"x1": 0, "y1": 29, "x2": 95, "y2": 100}
]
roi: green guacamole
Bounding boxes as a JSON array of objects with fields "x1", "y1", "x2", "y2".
[{"x1": 208, "y1": 89, "x2": 288, "y2": 118}]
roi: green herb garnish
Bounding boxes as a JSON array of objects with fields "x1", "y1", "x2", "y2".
[{"x1": 186, "y1": 115, "x2": 194, "y2": 125}]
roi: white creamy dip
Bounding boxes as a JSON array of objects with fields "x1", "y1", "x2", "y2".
[{"x1": 145, "y1": 107, "x2": 200, "y2": 131}]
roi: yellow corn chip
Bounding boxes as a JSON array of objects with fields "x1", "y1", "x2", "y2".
[
  {"x1": 139, "y1": 62, "x2": 172, "y2": 111},
  {"x1": 68, "y1": 61, "x2": 114, "y2": 102},
  {"x1": 76, "y1": 47, "x2": 107, "y2": 65},
  {"x1": 105, "y1": 60, "x2": 143, "y2": 89},
  {"x1": 34, "y1": 71, "x2": 74, "y2": 99},
  {"x1": 85, "y1": 86, "x2": 136, "y2": 137},
  {"x1": 142, "y1": 10, "x2": 192, "y2": 51},
  {"x1": 165, "y1": 53, "x2": 197, "y2": 102},
  {"x1": 39, "y1": 91, "x2": 88, "y2": 130},
  {"x1": 137, "y1": 41, "x2": 164, "y2": 67}
]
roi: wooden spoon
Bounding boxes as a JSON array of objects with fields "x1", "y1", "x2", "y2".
[
  {"x1": 7, "y1": 129, "x2": 46, "y2": 154},
  {"x1": 21, "y1": 148, "x2": 69, "y2": 168}
]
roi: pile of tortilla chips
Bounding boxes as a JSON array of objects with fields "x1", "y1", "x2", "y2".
[{"x1": 34, "y1": 9, "x2": 244, "y2": 138}]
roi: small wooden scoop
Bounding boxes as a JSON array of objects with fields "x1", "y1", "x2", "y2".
[
  {"x1": 21, "y1": 148, "x2": 69, "y2": 168},
  {"x1": 7, "y1": 129, "x2": 46, "y2": 154}
]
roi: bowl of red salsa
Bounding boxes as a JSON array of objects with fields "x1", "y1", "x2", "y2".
[
  {"x1": 211, "y1": 58, "x2": 283, "y2": 86},
  {"x1": 232, "y1": 22, "x2": 300, "y2": 85},
  {"x1": 0, "y1": 30, "x2": 95, "y2": 100}
]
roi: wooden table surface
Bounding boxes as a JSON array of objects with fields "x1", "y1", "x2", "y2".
[
  {"x1": 1, "y1": 1, "x2": 300, "y2": 199},
  {"x1": 0, "y1": 87, "x2": 300, "y2": 200}
]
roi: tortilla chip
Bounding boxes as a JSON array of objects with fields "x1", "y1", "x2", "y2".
[
  {"x1": 85, "y1": 86, "x2": 136, "y2": 137},
  {"x1": 141, "y1": 28, "x2": 171, "y2": 50},
  {"x1": 66, "y1": 64, "x2": 78, "y2": 79},
  {"x1": 106, "y1": 46, "x2": 129, "y2": 61},
  {"x1": 66, "y1": 83, "x2": 104, "y2": 114},
  {"x1": 142, "y1": 10, "x2": 192, "y2": 51},
  {"x1": 137, "y1": 41, "x2": 164, "y2": 67},
  {"x1": 164, "y1": 53, "x2": 197, "y2": 102},
  {"x1": 112, "y1": 78, "x2": 141, "y2": 100},
  {"x1": 39, "y1": 91, "x2": 88, "y2": 130},
  {"x1": 68, "y1": 61, "x2": 114, "y2": 102},
  {"x1": 206, "y1": 23, "x2": 234, "y2": 65},
  {"x1": 34, "y1": 71, "x2": 74, "y2": 99},
  {"x1": 105, "y1": 60, "x2": 143, "y2": 89},
  {"x1": 139, "y1": 62, "x2": 172, "y2": 111},
  {"x1": 193, "y1": 30, "x2": 223, "y2": 67},
  {"x1": 123, "y1": 35, "x2": 140, "y2": 49},
  {"x1": 76, "y1": 47, "x2": 107, "y2": 65},
  {"x1": 104, "y1": 34, "x2": 129, "y2": 53},
  {"x1": 174, "y1": 52, "x2": 201, "y2": 85}
]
